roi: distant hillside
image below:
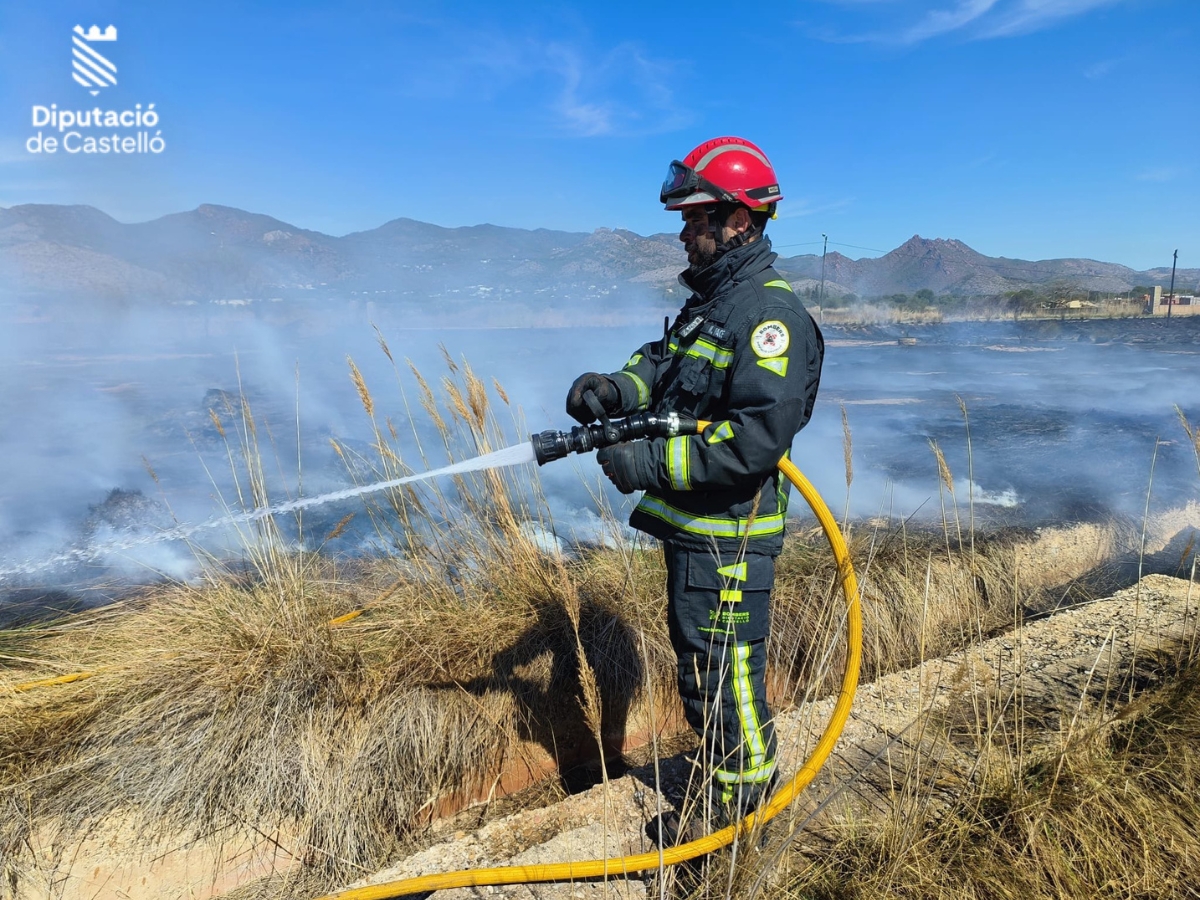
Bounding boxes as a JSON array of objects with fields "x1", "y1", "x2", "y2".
[
  {"x1": 774, "y1": 236, "x2": 1192, "y2": 298},
  {"x1": 0, "y1": 203, "x2": 1193, "y2": 307}
]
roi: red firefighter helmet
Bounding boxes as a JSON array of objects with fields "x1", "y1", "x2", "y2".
[{"x1": 659, "y1": 136, "x2": 783, "y2": 211}]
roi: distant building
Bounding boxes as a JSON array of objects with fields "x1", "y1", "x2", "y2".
[{"x1": 1148, "y1": 285, "x2": 1200, "y2": 316}]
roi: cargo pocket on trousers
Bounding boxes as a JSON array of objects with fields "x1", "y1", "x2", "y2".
[{"x1": 685, "y1": 551, "x2": 773, "y2": 644}]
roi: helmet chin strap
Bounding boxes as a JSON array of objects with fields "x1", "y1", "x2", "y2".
[{"x1": 706, "y1": 203, "x2": 762, "y2": 257}]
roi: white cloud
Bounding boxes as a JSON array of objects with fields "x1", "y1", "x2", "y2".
[
  {"x1": 548, "y1": 45, "x2": 610, "y2": 137},
  {"x1": 896, "y1": 0, "x2": 1000, "y2": 43},
  {"x1": 546, "y1": 42, "x2": 688, "y2": 138},
  {"x1": 979, "y1": 0, "x2": 1125, "y2": 38},
  {"x1": 813, "y1": 0, "x2": 1132, "y2": 45},
  {"x1": 391, "y1": 22, "x2": 687, "y2": 139}
]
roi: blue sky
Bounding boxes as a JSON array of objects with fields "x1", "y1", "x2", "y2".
[{"x1": 0, "y1": 0, "x2": 1195, "y2": 270}]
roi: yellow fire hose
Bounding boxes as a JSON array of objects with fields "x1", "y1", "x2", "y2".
[{"x1": 315, "y1": 452, "x2": 862, "y2": 900}]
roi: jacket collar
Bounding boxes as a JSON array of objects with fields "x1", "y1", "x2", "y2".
[{"x1": 678, "y1": 236, "x2": 778, "y2": 301}]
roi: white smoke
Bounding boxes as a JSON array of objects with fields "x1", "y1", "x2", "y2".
[{"x1": 954, "y1": 478, "x2": 1021, "y2": 508}]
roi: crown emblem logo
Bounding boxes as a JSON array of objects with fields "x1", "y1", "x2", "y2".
[{"x1": 72, "y1": 25, "x2": 118, "y2": 96}]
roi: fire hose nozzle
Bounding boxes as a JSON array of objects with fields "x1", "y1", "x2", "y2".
[{"x1": 531, "y1": 412, "x2": 700, "y2": 467}]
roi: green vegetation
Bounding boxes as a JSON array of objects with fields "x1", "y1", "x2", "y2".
[{"x1": 808, "y1": 286, "x2": 1151, "y2": 324}]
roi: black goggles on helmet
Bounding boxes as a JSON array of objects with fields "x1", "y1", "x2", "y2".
[{"x1": 660, "y1": 161, "x2": 737, "y2": 206}]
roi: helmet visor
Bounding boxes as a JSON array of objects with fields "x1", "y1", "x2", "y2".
[
  {"x1": 660, "y1": 161, "x2": 695, "y2": 203},
  {"x1": 660, "y1": 160, "x2": 737, "y2": 207}
]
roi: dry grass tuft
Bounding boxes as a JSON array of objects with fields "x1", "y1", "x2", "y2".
[
  {"x1": 208, "y1": 407, "x2": 226, "y2": 439},
  {"x1": 929, "y1": 438, "x2": 954, "y2": 495},
  {"x1": 372, "y1": 324, "x2": 394, "y2": 365},
  {"x1": 492, "y1": 378, "x2": 510, "y2": 406},
  {"x1": 0, "y1": 551, "x2": 678, "y2": 886},
  {"x1": 782, "y1": 645, "x2": 1200, "y2": 900},
  {"x1": 347, "y1": 356, "x2": 374, "y2": 419},
  {"x1": 770, "y1": 523, "x2": 1033, "y2": 709},
  {"x1": 324, "y1": 512, "x2": 355, "y2": 543},
  {"x1": 840, "y1": 405, "x2": 853, "y2": 493}
]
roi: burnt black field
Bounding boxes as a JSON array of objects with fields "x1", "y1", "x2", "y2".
[
  {"x1": 818, "y1": 317, "x2": 1200, "y2": 525},
  {"x1": 1, "y1": 305, "x2": 1198, "y2": 608}
]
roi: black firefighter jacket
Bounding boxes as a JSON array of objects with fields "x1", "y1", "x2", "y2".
[{"x1": 605, "y1": 237, "x2": 824, "y2": 556}]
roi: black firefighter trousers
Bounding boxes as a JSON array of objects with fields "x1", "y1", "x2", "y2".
[{"x1": 663, "y1": 541, "x2": 777, "y2": 817}]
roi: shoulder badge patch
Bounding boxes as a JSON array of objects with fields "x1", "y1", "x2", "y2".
[{"x1": 750, "y1": 320, "x2": 789, "y2": 358}]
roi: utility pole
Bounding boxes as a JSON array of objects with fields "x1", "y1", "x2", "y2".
[
  {"x1": 1167, "y1": 249, "x2": 1178, "y2": 321},
  {"x1": 819, "y1": 233, "x2": 828, "y2": 307}
]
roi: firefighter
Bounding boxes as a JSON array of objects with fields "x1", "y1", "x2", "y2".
[{"x1": 565, "y1": 136, "x2": 824, "y2": 838}]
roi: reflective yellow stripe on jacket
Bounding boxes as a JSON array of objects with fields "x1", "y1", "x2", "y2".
[
  {"x1": 666, "y1": 436, "x2": 691, "y2": 491},
  {"x1": 618, "y1": 370, "x2": 649, "y2": 409},
  {"x1": 633, "y1": 495, "x2": 784, "y2": 539},
  {"x1": 667, "y1": 337, "x2": 734, "y2": 369}
]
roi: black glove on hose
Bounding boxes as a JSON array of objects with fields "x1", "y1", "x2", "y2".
[
  {"x1": 566, "y1": 373, "x2": 621, "y2": 424},
  {"x1": 596, "y1": 442, "x2": 653, "y2": 494}
]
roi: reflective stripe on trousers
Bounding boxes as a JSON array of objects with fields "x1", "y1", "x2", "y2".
[{"x1": 663, "y1": 542, "x2": 777, "y2": 788}]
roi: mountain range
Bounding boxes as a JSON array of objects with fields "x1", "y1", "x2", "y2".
[{"x1": 1, "y1": 203, "x2": 1193, "y2": 308}]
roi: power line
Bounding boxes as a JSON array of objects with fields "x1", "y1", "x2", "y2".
[
  {"x1": 774, "y1": 240, "x2": 893, "y2": 255},
  {"x1": 771, "y1": 240, "x2": 825, "y2": 250},
  {"x1": 829, "y1": 241, "x2": 891, "y2": 254}
]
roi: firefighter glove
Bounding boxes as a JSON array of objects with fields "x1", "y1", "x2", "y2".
[
  {"x1": 566, "y1": 373, "x2": 621, "y2": 424},
  {"x1": 596, "y1": 442, "x2": 653, "y2": 494}
]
